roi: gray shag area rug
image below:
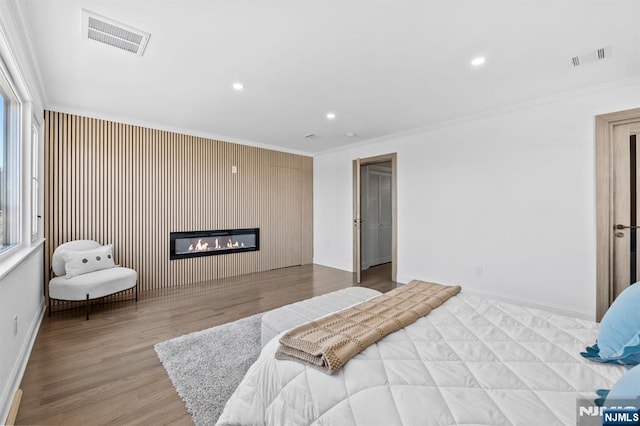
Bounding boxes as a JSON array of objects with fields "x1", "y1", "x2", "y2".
[{"x1": 154, "y1": 313, "x2": 263, "y2": 425}]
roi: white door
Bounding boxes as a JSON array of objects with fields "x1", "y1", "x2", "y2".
[{"x1": 378, "y1": 172, "x2": 392, "y2": 262}]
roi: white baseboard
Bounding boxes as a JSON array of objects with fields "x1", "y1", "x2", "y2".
[
  {"x1": 395, "y1": 275, "x2": 411, "y2": 285},
  {"x1": 0, "y1": 299, "x2": 45, "y2": 425},
  {"x1": 312, "y1": 260, "x2": 352, "y2": 273}
]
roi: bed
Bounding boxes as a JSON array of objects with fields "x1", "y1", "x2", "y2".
[{"x1": 217, "y1": 291, "x2": 627, "y2": 425}]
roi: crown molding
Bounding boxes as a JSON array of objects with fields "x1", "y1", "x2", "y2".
[
  {"x1": 314, "y1": 75, "x2": 640, "y2": 157},
  {"x1": 46, "y1": 104, "x2": 314, "y2": 157}
]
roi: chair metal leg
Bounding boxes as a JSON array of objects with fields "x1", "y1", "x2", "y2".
[
  {"x1": 86, "y1": 294, "x2": 90, "y2": 321},
  {"x1": 135, "y1": 283, "x2": 138, "y2": 302},
  {"x1": 48, "y1": 296, "x2": 51, "y2": 317}
]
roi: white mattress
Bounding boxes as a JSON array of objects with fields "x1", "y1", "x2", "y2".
[
  {"x1": 261, "y1": 287, "x2": 382, "y2": 347},
  {"x1": 217, "y1": 292, "x2": 628, "y2": 426}
]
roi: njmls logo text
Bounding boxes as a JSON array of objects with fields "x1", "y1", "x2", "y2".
[
  {"x1": 603, "y1": 408, "x2": 640, "y2": 425},
  {"x1": 577, "y1": 397, "x2": 640, "y2": 426},
  {"x1": 579, "y1": 406, "x2": 603, "y2": 416},
  {"x1": 579, "y1": 406, "x2": 638, "y2": 417}
]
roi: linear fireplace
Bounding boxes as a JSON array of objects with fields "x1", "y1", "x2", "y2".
[{"x1": 170, "y1": 228, "x2": 260, "y2": 260}]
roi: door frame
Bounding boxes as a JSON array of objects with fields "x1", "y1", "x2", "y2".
[
  {"x1": 596, "y1": 107, "x2": 640, "y2": 320},
  {"x1": 353, "y1": 153, "x2": 397, "y2": 283}
]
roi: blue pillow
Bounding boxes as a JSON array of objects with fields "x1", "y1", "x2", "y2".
[
  {"x1": 604, "y1": 364, "x2": 640, "y2": 406},
  {"x1": 581, "y1": 283, "x2": 640, "y2": 365}
]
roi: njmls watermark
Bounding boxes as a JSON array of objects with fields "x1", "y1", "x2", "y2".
[{"x1": 577, "y1": 397, "x2": 640, "y2": 426}]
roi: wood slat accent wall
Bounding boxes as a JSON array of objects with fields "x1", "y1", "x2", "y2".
[{"x1": 44, "y1": 111, "x2": 313, "y2": 294}]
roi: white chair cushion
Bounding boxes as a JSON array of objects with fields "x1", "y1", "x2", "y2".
[
  {"x1": 52, "y1": 240, "x2": 101, "y2": 276},
  {"x1": 49, "y1": 266, "x2": 137, "y2": 301},
  {"x1": 62, "y1": 244, "x2": 116, "y2": 278}
]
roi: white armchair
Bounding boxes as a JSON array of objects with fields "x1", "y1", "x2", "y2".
[{"x1": 48, "y1": 239, "x2": 138, "y2": 320}]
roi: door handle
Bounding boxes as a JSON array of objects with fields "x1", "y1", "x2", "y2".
[{"x1": 615, "y1": 224, "x2": 640, "y2": 230}]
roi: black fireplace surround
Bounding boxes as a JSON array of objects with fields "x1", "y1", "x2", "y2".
[{"x1": 170, "y1": 228, "x2": 260, "y2": 260}]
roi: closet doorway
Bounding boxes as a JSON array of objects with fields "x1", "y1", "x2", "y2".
[{"x1": 353, "y1": 153, "x2": 397, "y2": 285}]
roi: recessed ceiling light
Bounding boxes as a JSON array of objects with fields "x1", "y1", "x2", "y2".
[
  {"x1": 471, "y1": 57, "x2": 486, "y2": 67},
  {"x1": 232, "y1": 82, "x2": 244, "y2": 91},
  {"x1": 345, "y1": 132, "x2": 357, "y2": 137},
  {"x1": 326, "y1": 112, "x2": 336, "y2": 120}
]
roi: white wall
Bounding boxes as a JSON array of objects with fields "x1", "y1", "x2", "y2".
[
  {"x1": 314, "y1": 77, "x2": 640, "y2": 320},
  {"x1": 0, "y1": 0, "x2": 46, "y2": 422},
  {"x1": 0, "y1": 247, "x2": 44, "y2": 422}
]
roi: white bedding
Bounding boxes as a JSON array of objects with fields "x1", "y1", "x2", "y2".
[{"x1": 218, "y1": 292, "x2": 627, "y2": 425}]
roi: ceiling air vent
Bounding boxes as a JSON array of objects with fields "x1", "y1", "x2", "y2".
[
  {"x1": 597, "y1": 47, "x2": 606, "y2": 60},
  {"x1": 570, "y1": 45, "x2": 612, "y2": 68},
  {"x1": 82, "y1": 10, "x2": 150, "y2": 56}
]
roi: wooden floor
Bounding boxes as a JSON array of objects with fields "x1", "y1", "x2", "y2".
[{"x1": 16, "y1": 264, "x2": 395, "y2": 425}]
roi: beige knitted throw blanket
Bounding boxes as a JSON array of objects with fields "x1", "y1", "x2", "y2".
[{"x1": 275, "y1": 280, "x2": 461, "y2": 374}]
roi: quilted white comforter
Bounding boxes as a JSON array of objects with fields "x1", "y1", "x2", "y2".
[{"x1": 218, "y1": 293, "x2": 626, "y2": 425}]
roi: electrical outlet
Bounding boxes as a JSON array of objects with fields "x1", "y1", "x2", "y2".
[
  {"x1": 13, "y1": 316, "x2": 18, "y2": 337},
  {"x1": 231, "y1": 165, "x2": 238, "y2": 174}
]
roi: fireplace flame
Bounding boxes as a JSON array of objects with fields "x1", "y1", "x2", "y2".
[
  {"x1": 188, "y1": 239, "x2": 210, "y2": 251},
  {"x1": 187, "y1": 237, "x2": 246, "y2": 252},
  {"x1": 224, "y1": 238, "x2": 245, "y2": 248}
]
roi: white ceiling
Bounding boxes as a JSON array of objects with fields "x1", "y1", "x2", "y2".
[{"x1": 20, "y1": 0, "x2": 640, "y2": 154}]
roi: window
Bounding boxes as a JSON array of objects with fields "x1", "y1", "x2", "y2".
[
  {"x1": 0, "y1": 92, "x2": 6, "y2": 249},
  {"x1": 31, "y1": 122, "x2": 39, "y2": 239},
  {"x1": 0, "y1": 70, "x2": 21, "y2": 254}
]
